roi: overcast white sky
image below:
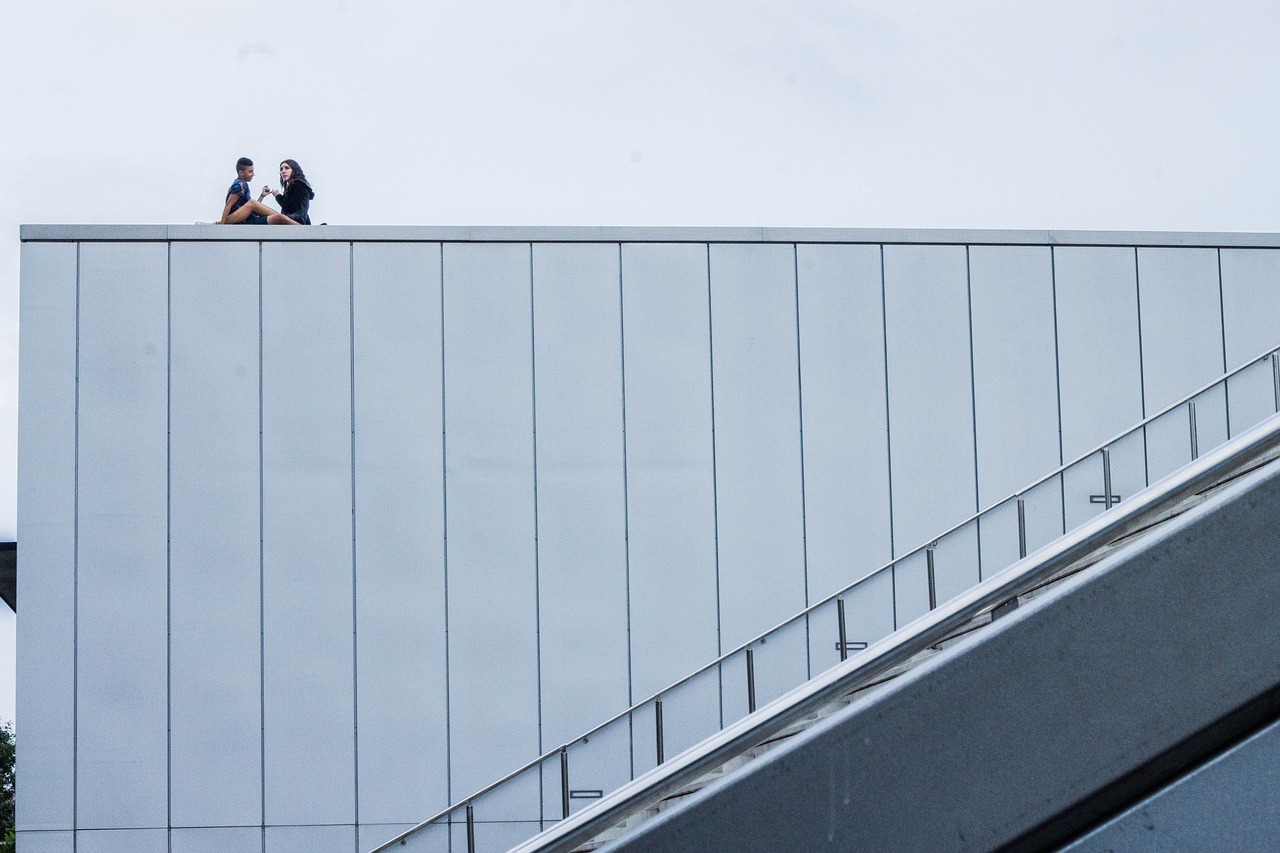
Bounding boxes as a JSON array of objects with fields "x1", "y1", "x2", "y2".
[{"x1": 1, "y1": 0, "x2": 1279, "y2": 728}]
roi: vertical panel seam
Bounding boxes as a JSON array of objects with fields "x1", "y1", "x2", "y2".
[
  {"x1": 617, "y1": 243, "x2": 635, "y2": 781},
  {"x1": 965, "y1": 247, "x2": 982, "y2": 582},
  {"x1": 705, "y1": 243, "x2": 724, "y2": 727},
  {"x1": 258, "y1": 241, "x2": 266, "y2": 851},
  {"x1": 166, "y1": 241, "x2": 173, "y2": 853},
  {"x1": 72, "y1": 242, "x2": 80, "y2": 849},
  {"x1": 1217, "y1": 249, "x2": 1231, "y2": 436},
  {"x1": 1050, "y1": 248, "x2": 1067, "y2": 536},
  {"x1": 791, "y1": 244, "x2": 812, "y2": 679},
  {"x1": 879, "y1": 245, "x2": 897, "y2": 630},
  {"x1": 439, "y1": 244, "x2": 452, "y2": 813},
  {"x1": 349, "y1": 242, "x2": 360, "y2": 850},
  {"x1": 1134, "y1": 248, "x2": 1150, "y2": 486},
  {"x1": 529, "y1": 243, "x2": 545, "y2": 813}
]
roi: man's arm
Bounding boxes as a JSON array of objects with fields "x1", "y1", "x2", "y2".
[{"x1": 217, "y1": 193, "x2": 238, "y2": 224}]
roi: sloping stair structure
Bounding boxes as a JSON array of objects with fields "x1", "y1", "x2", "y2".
[
  {"x1": 577, "y1": 418, "x2": 1280, "y2": 852},
  {"x1": 370, "y1": 345, "x2": 1280, "y2": 853}
]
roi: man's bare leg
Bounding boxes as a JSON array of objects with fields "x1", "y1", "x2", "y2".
[{"x1": 224, "y1": 200, "x2": 278, "y2": 224}]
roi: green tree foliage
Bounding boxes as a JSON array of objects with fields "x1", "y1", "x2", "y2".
[{"x1": 0, "y1": 723, "x2": 13, "y2": 853}]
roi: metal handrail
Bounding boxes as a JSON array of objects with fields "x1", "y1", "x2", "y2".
[
  {"x1": 369, "y1": 343, "x2": 1280, "y2": 853},
  {"x1": 515, "y1": 411, "x2": 1280, "y2": 853}
]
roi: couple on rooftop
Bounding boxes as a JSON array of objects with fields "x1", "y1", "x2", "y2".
[{"x1": 218, "y1": 157, "x2": 314, "y2": 225}]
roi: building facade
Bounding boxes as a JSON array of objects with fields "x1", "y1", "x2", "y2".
[{"x1": 17, "y1": 226, "x2": 1280, "y2": 852}]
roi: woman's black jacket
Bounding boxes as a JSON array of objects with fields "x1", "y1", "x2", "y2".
[{"x1": 277, "y1": 180, "x2": 314, "y2": 225}]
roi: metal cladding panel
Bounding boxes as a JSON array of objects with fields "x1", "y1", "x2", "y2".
[
  {"x1": 1052, "y1": 247, "x2": 1145, "y2": 460},
  {"x1": 352, "y1": 243, "x2": 449, "y2": 823},
  {"x1": 794, "y1": 244, "x2": 892, "y2": 605},
  {"x1": 16, "y1": 243, "x2": 77, "y2": 832},
  {"x1": 1219, "y1": 249, "x2": 1280, "y2": 436},
  {"x1": 361, "y1": 824, "x2": 435, "y2": 852},
  {"x1": 968, "y1": 246, "x2": 1061, "y2": 505},
  {"x1": 1220, "y1": 248, "x2": 1280, "y2": 365},
  {"x1": 708, "y1": 244, "x2": 807, "y2": 662},
  {"x1": 260, "y1": 241, "x2": 356, "y2": 825},
  {"x1": 264, "y1": 825, "x2": 355, "y2": 852},
  {"x1": 452, "y1": 821, "x2": 543, "y2": 852},
  {"x1": 1136, "y1": 248, "x2": 1225, "y2": 411},
  {"x1": 442, "y1": 243, "x2": 541, "y2": 809},
  {"x1": 15, "y1": 831, "x2": 75, "y2": 853},
  {"x1": 532, "y1": 244, "x2": 630, "y2": 747},
  {"x1": 75, "y1": 829, "x2": 168, "y2": 853},
  {"x1": 882, "y1": 245, "x2": 977, "y2": 554},
  {"x1": 171, "y1": 827, "x2": 265, "y2": 853},
  {"x1": 1136, "y1": 249, "x2": 1226, "y2": 485},
  {"x1": 74, "y1": 242, "x2": 169, "y2": 829},
  {"x1": 619, "y1": 243, "x2": 719, "y2": 760},
  {"x1": 168, "y1": 242, "x2": 263, "y2": 827}
]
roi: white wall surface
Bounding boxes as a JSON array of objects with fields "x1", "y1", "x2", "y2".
[{"x1": 17, "y1": 229, "x2": 1280, "y2": 848}]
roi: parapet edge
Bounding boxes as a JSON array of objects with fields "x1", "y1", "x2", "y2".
[{"x1": 19, "y1": 224, "x2": 1280, "y2": 248}]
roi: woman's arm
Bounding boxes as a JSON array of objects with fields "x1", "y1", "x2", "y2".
[{"x1": 278, "y1": 182, "x2": 305, "y2": 212}]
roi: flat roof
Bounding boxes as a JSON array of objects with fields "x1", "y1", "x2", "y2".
[{"x1": 19, "y1": 224, "x2": 1280, "y2": 248}]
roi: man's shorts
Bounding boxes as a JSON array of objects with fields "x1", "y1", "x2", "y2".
[{"x1": 243, "y1": 214, "x2": 270, "y2": 225}]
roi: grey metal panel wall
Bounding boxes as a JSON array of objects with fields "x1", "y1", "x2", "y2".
[
  {"x1": 1137, "y1": 248, "x2": 1225, "y2": 411},
  {"x1": 20, "y1": 231, "x2": 1280, "y2": 843},
  {"x1": 531, "y1": 244, "x2": 631, "y2": 810},
  {"x1": 1219, "y1": 249, "x2": 1280, "y2": 436},
  {"x1": 1054, "y1": 248, "x2": 1145, "y2": 457},
  {"x1": 260, "y1": 242, "x2": 355, "y2": 825},
  {"x1": 882, "y1": 245, "x2": 976, "y2": 551},
  {"x1": 15, "y1": 243, "x2": 77, "y2": 833},
  {"x1": 1137, "y1": 249, "x2": 1227, "y2": 481},
  {"x1": 14, "y1": 831, "x2": 74, "y2": 853},
  {"x1": 619, "y1": 243, "x2": 720, "y2": 757},
  {"x1": 171, "y1": 827, "x2": 264, "y2": 853},
  {"x1": 74, "y1": 243, "x2": 169, "y2": 829},
  {"x1": 441, "y1": 243, "x2": 541, "y2": 813},
  {"x1": 264, "y1": 825, "x2": 355, "y2": 852},
  {"x1": 969, "y1": 246, "x2": 1063, "y2": 575},
  {"x1": 1053, "y1": 248, "x2": 1146, "y2": 530},
  {"x1": 76, "y1": 829, "x2": 168, "y2": 853},
  {"x1": 168, "y1": 242, "x2": 263, "y2": 829},
  {"x1": 969, "y1": 246, "x2": 1060, "y2": 503},
  {"x1": 794, "y1": 245, "x2": 892, "y2": 603},
  {"x1": 882, "y1": 245, "x2": 978, "y2": 616},
  {"x1": 708, "y1": 244, "x2": 808, "y2": 710},
  {"x1": 532, "y1": 243, "x2": 629, "y2": 736},
  {"x1": 794, "y1": 244, "x2": 893, "y2": 672},
  {"x1": 1221, "y1": 249, "x2": 1280, "y2": 364},
  {"x1": 352, "y1": 242, "x2": 450, "y2": 824}
]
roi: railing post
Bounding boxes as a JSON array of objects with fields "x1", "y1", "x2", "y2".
[
  {"x1": 466, "y1": 803, "x2": 476, "y2": 853},
  {"x1": 1102, "y1": 447, "x2": 1114, "y2": 509},
  {"x1": 1272, "y1": 352, "x2": 1280, "y2": 413},
  {"x1": 654, "y1": 697, "x2": 665, "y2": 765},
  {"x1": 1189, "y1": 400, "x2": 1200, "y2": 460},
  {"x1": 1016, "y1": 498, "x2": 1028, "y2": 559},
  {"x1": 560, "y1": 747, "x2": 570, "y2": 820},
  {"x1": 836, "y1": 598, "x2": 848, "y2": 662},
  {"x1": 746, "y1": 648, "x2": 757, "y2": 713},
  {"x1": 926, "y1": 544, "x2": 937, "y2": 610}
]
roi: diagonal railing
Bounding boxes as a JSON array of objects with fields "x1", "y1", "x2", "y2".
[
  {"x1": 370, "y1": 344, "x2": 1280, "y2": 853},
  {"x1": 517, "y1": 383, "x2": 1280, "y2": 853}
]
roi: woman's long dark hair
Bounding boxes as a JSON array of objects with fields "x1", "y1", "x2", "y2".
[
  {"x1": 280, "y1": 159, "x2": 313, "y2": 197},
  {"x1": 279, "y1": 158, "x2": 308, "y2": 188}
]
